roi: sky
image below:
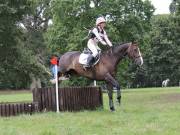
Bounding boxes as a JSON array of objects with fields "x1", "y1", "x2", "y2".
[
  {"x1": 91, "y1": 0, "x2": 172, "y2": 15},
  {"x1": 149, "y1": 0, "x2": 172, "y2": 14}
]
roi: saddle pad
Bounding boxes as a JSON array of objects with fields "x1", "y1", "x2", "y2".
[{"x1": 79, "y1": 53, "x2": 90, "y2": 65}]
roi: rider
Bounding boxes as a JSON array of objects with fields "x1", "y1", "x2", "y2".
[{"x1": 87, "y1": 16, "x2": 113, "y2": 66}]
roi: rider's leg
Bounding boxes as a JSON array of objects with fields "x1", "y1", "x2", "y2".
[
  {"x1": 96, "y1": 45, "x2": 101, "y2": 52},
  {"x1": 87, "y1": 39, "x2": 98, "y2": 57},
  {"x1": 87, "y1": 39, "x2": 98, "y2": 65}
]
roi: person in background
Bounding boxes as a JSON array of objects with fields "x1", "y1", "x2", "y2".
[{"x1": 50, "y1": 55, "x2": 59, "y2": 83}]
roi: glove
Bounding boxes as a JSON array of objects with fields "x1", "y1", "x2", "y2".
[
  {"x1": 108, "y1": 46, "x2": 113, "y2": 53},
  {"x1": 100, "y1": 40, "x2": 107, "y2": 45}
]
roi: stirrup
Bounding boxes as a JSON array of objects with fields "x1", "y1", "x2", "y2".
[
  {"x1": 84, "y1": 65, "x2": 90, "y2": 68},
  {"x1": 83, "y1": 64, "x2": 91, "y2": 70}
]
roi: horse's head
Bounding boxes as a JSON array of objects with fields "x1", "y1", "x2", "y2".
[{"x1": 127, "y1": 42, "x2": 143, "y2": 66}]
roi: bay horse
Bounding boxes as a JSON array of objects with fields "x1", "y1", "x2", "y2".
[{"x1": 58, "y1": 42, "x2": 143, "y2": 111}]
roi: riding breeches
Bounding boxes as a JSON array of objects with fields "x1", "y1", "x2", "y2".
[{"x1": 87, "y1": 39, "x2": 101, "y2": 57}]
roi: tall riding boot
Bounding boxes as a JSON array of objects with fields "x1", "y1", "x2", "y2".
[{"x1": 87, "y1": 56, "x2": 94, "y2": 67}]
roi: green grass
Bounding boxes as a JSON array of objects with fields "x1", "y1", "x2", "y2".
[
  {"x1": 0, "y1": 90, "x2": 32, "y2": 103},
  {"x1": 0, "y1": 87, "x2": 180, "y2": 135}
]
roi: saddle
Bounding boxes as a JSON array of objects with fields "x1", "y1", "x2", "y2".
[{"x1": 79, "y1": 48, "x2": 100, "y2": 68}]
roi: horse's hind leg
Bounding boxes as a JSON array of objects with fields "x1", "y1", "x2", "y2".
[{"x1": 58, "y1": 66, "x2": 70, "y2": 80}]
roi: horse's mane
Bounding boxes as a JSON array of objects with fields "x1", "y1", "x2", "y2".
[
  {"x1": 113, "y1": 42, "x2": 131, "y2": 48},
  {"x1": 103, "y1": 42, "x2": 131, "y2": 55}
]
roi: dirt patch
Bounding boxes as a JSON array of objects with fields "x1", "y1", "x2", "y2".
[{"x1": 159, "y1": 93, "x2": 180, "y2": 103}]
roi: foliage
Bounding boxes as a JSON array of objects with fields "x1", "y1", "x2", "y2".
[
  {"x1": 136, "y1": 2, "x2": 180, "y2": 87},
  {"x1": 0, "y1": 0, "x2": 32, "y2": 88},
  {"x1": 0, "y1": 0, "x2": 52, "y2": 89}
]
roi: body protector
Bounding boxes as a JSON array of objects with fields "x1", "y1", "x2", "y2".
[{"x1": 87, "y1": 26, "x2": 112, "y2": 57}]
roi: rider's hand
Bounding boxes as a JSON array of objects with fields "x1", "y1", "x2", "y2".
[
  {"x1": 108, "y1": 45, "x2": 113, "y2": 53},
  {"x1": 108, "y1": 45, "x2": 112, "y2": 48},
  {"x1": 101, "y1": 41, "x2": 107, "y2": 45}
]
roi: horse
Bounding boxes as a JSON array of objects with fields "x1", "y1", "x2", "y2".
[
  {"x1": 58, "y1": 42, "x2": 143, "y2": 111},
  {"x1": 162, "y1": 78, "x2": 170, "y2": 87}
]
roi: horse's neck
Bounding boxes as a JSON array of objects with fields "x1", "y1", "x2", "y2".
[
  {"x1": 112, "y1": 43, "x2": 130, "y2": 61},
  {"x1": 102, "y1": 43, "x2": 130, "y2": 70}
]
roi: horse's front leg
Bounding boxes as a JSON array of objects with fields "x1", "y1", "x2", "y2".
[
  {"x1": 105, "y1": 73, "x2": 121, "y2": 111},
  {"x1": 105, "y1": 73, "x2": 121, "y2": 110},
  {"x1": 106, "y1": 83, "x2": 115, "y2": 111}
]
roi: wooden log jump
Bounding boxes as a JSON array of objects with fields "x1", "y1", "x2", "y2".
[
  {"x1": 33, "y1": 86, "x2": 103, "y2": 112},
  {"x1": 0, "y1": 102, "x2": 38, "y2": 117},
  {"x1": 0, "y1": 86, "x2": 103, "y2": 117}
]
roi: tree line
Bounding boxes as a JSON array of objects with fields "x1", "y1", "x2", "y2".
[{"x1": 0, "y1": 0, "x2": 179, "y2": 89}]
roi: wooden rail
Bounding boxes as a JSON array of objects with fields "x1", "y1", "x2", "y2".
[
  {"x1": 33, "y1": 86, "x2": 103, "y2": 111},
  {"x1": 0, "y1": 86, "x2": 103, "y2": 117},
  {"x1": 0, "y1": 102, "x2": 38, "y2": 117}
]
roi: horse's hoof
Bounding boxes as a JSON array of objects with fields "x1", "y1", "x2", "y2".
[
  {"x1": 116, "y1": 100, "x2": 121, "y2": 105},
  {"x1": 117, "y1": 97, "x2": 121, "y2": 105},
  {"x1": 110, "y1": 107, "x2": 115, "y2": 112},
  {"x1": 59, "y1": 76, "x2": 69, "y2": 81}
]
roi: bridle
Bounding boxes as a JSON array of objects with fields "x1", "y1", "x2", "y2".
[{"x1": 127, "y1": 43, "x2": 141, "y2": 60}]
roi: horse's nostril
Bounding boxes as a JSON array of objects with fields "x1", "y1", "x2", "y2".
[
  {"x1": 135, "y1": 59, "x2": 139, "y2": 63},
  {"x1": 135, "y1": 59, "x2": 143, "y2": 66}
]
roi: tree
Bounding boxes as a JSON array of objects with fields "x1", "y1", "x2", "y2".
[
  {"x1": 138, "y1": 12, "x2": 180, "y2": 87},
  {"x1": 0, "y1": 0, "x2": 32, "y2": 89},
  {"x1": 20, "y1": 0, "x2": 53, "y2": 88},
  {"x1": 0, "y1": 0, "x2": 52, "y2": 89},
  {"x1": 170, "y1": 0, "x2": 180, "y2": 85}
]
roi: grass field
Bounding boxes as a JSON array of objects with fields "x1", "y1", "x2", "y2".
[
  {"x1": 0, "y1": 87, "x2": 180, "y2": 135},
  {"x1": 0, "y1": 90, "x2": 32, "y2": 103}
]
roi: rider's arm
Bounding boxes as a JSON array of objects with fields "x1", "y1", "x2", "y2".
[
  {"x1": 92, "y1": 28, "x2": 107, "y2": 45},
  {"x1": 103, "y1": 30, "x2": 113, "y2": 47}
]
